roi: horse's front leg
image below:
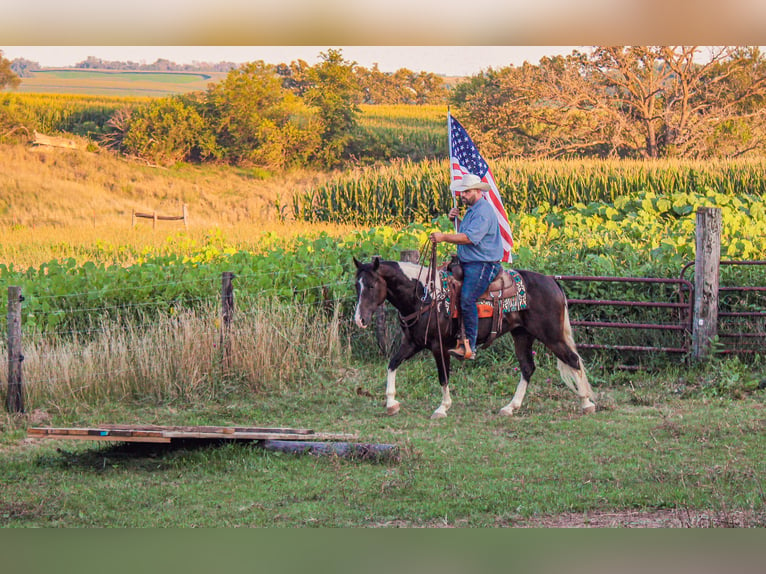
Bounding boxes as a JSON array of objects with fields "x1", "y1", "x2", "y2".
[
  {"x1": 385, "y1": 339, "x2": 420, "y2": 415},
  {"x1": 430, "y1": 348, "x2": 452, "y2": 419}
]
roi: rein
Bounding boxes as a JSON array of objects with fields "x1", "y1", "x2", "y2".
[
  {"x1": 398, "y1": 241, "x2": 442, "y2": 327},
  {"x1": 396, "y1": 242, "x2": 451, "y2": 373}
]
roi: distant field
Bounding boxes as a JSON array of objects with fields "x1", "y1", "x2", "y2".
[{"x1": 17, "y1": 68, "x2": 229, "y2": 97}]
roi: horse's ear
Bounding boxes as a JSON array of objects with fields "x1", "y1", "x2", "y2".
[
  {"x1": 372, "y1": 256, "x2": 380, "y2": 270},
  {"x1": 353, "y1": 257, "x2": 362, "y2": 269}
]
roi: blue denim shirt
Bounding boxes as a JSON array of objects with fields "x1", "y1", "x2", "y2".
[{"x1": 457, "y1": 197, "x2": 504, "y2": 263}]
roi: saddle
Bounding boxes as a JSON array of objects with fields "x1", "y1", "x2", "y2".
[{"x1": 443, "y1": 257, "x2": 527, "y2": 348}]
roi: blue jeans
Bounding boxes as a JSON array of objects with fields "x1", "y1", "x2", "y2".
[{"x1": 460, "y1": 261, "x2": 502, "y2": 351}]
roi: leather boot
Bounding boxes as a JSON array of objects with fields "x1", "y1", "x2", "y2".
[{"x1": 448, "y1": 338, "x2": 474, "y2": 360}]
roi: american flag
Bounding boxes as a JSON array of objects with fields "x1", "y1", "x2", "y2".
[{"x1": 448, "y1": 113, "x2": 513, "y2": 263}]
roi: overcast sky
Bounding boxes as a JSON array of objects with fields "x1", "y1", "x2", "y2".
[{"x1": 1, "y1": 46, "x2": 582, "y2": 76}]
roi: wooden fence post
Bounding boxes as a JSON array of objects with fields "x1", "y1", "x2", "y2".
[
  {"x1": 400, "y1": 249, "x2": 420, "y2": 264},
  {"x1": 182, "y1": 204, "x2": 188, "y2": 230},
  {"x1": 220, "y1": 272, "x2": 235, "y2": 371},
  {"x1": 6, "y1": 286, "x2": 24, "y2": 413},
  {"x1": 692, "y1": 207, "x2": 722, "y2": 360}
]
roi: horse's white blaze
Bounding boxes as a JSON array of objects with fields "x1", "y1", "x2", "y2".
[
  {"x1": 354, "y1": 277, "x2": 366, "y2": 328},
  {"x1": 431, "y1": 384, "x2": 452, "y2": 419}
]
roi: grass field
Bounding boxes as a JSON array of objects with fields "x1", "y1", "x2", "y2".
[
  {"x1": 2, "y1": 350, "x2": 765, "y2": 527},
  {"x1": 16, "y1": 69, "x2": 228, "y2": 97}
]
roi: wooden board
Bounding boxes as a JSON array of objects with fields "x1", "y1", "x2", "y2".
[{"x1": 28, "y1": 424, "x2": 356, "y2": 444}]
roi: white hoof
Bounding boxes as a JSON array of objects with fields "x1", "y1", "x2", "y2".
[
  {"x1": 582, "y1": 404, "x2": 596, "y2": 414},
  {"x1": 386, "y1": 402, "x2": 400, "y2": 416},
  {"x1": 499, "y1": 407, "x2": 514, "y2": 417},
  {"x1": 430, "y1": 410, "x2": 447, "y2": 420}
]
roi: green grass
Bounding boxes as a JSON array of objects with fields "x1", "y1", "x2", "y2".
[
  {"x1": 16, "y1": 69, "x2": 228, "y2": 97},
  {"x1": 2, "y1": 349, "x2": 765, "y2": 527}
]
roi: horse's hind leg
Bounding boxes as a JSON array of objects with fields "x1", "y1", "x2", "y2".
[
  {"x1": 546, "y1": 321, "x2": 596, "y2": 414},
  {"x1": 499, "y1": 331, "x2": 535, "y2": 417}
]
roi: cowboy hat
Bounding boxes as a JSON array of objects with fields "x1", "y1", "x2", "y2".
[{"x1": 451, "y1": 173, "x2": 491, "y2": 193}]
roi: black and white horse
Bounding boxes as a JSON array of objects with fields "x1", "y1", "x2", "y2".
[{"x1": 353, "y1": 257, "x2": 596, "y2": 419}]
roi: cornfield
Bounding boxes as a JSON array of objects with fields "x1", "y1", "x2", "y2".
[
  {"x1": 0, "y1": 93, "x2": 149, "y2": 137},
  {"x1": 293, "y1": 157, "x2": 766, "y2": 224}
]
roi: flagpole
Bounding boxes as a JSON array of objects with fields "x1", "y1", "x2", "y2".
[{"x1": 447, "y1": 107, "x2": 458, "y2": 232}]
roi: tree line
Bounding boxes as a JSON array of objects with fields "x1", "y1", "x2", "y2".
[
  {"x1": 3, "y1": 46, "x2": 766, "y2": 167},
  {"x1": 452, "y1": 46, "x2": 766, "y2": 160}
]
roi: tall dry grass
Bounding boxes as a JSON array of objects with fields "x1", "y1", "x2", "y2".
[
  {"x1": 0, "y1": 143, "x2": 328, "y2": 226},
  {"x1": 0, "y1": 143, "x2": 351, "y2": 268},
  {"x1": 0, "y1": 300, "x2": 350, "y2": 410}
]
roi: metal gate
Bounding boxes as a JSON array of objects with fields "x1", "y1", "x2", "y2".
[
  {"x1": 556, "y1": 275, "x2": 693, "y2": 354},
  {"x1": 558, "y1": 260, "x2": 765, "y2": 357},
  {"x1": 681, "y1": 260, "x2": 766, "y2": 355}
]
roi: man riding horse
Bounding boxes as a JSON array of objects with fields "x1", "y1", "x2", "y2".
[{"x1": 430, "y1": 173, "x2": 504, "y2": 361}]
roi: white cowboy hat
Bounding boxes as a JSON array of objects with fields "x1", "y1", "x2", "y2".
[{"x1": 451, "y1": 173, "x2": 491, "y2": 193}]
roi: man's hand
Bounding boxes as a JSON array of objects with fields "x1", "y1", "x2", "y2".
[
  {"x1": 430, "y1": 232, "x2": 445, "y2": 244},
  {"x1": 448, "y1": 207, "x2": 460, "y2": 221}
]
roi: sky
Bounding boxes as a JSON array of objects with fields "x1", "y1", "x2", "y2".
[{"x1": 0, "y1": 46, "x2": 582, "y2": 77}]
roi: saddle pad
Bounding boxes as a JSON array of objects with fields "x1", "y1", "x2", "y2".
[{"x1": 489, "y1": 269, "x2": 528, "y2": 313}]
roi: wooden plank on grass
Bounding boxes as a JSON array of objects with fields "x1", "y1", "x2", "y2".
[{"x1": 28, "y1": 425, "x2": 355, "y2": 443}]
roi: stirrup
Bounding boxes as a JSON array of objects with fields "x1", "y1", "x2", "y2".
[{"x1": 448, "y1": 339, "x2": 474, "y2": 360}]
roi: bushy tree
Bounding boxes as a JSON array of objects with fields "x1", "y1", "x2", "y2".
[
  {"x1": 10, "y1": 58, "x2": 38, "y2": 79},
  {"x1": 356, "y1": 64, "x2": 448, "y2": 104},
  {"x1": 303, "y1": 49, "x2": 361, "y2": 166},
  {"x1": 204, "y1": 61, "x2": 322, "y2": 169},
  {"x1": 121, "y1": 95, "x2": 218, "y2": 165},
  {"x1": 0, "y1": 51, "x2": 21, "y2": 90}
]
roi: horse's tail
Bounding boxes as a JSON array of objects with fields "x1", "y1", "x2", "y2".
[{"x1": 555, "y1": 284, "x2": 595, "y2": 400}]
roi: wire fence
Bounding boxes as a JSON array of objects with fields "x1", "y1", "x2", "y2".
[{"x1": 1, "y1": 265, "x2": 372, "y2": 412}]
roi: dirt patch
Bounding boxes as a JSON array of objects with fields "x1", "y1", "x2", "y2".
[
  {"x1": 512, "y1": 508, "x2": 766, "y2": 528},
  {"x1": 370, "y1": 509, "x2": 766, "y2": 528}
]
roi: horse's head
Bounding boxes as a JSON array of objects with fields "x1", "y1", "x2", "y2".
[{"x1": 353, "y1": 257, "x2": 387, "y2": 328}]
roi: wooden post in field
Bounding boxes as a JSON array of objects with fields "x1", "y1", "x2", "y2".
[
  {"x1": 131, "y1": 209, "x2": 135, "y2": 228},
  {"x1": 6, "y1": 286, "x2": 24, "y2": 413},
  {"x1": 400, "y1": 250, "x2": 420, "y2": 264},
  {"x1": 152, "y1": 211, "x2": 157, "y2": 231},
  {"x1": 182, "y1": 204, "x2": 188, "y2": 230},
  {"x1": 220, "y1": 272, "x2": 235, "y2": 371},
  {"x1": 692, "y1": 207, "x2": 721, "y2": 360}
]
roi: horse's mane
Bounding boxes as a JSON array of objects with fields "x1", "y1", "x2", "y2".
[{"x1": 386, "y1": 260, "x2": 446, "y2": 298}]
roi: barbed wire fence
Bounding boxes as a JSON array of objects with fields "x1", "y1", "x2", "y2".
[
  {"x1": 2, "y1": 253, "x2": 425, "y2": 414},
  {"x1": 2, "y1": 273, "x2": 364, "y2": 414}
]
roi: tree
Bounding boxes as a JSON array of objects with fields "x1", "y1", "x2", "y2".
[
  {"x1": 0, "y1": 51, "x2": 21, "y2": 90},
  {"x1": 121, "y1": 95, "x2": 218, "y2": 165},
  {"x1": 450, "y1": 55, "x2": 619, "y2": 158},
  {"x1": 204, "y1": 61, "x2": 321, "y2": 169},
  {"x1": 10, "y1": 58, "x2": 39, "y2": 79},
  {"x1": 586, "y1": 46, "x2": 766, "y2": 158},
  {"x1": 303, "y1": 49, "x2": 361, "y2": 166},
  {"x1": 276, "y1": 59, "x2": 312, "y2": 97},
  {"x1": 451, "y1": 46, "x2": 766, "y2": 159}
]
